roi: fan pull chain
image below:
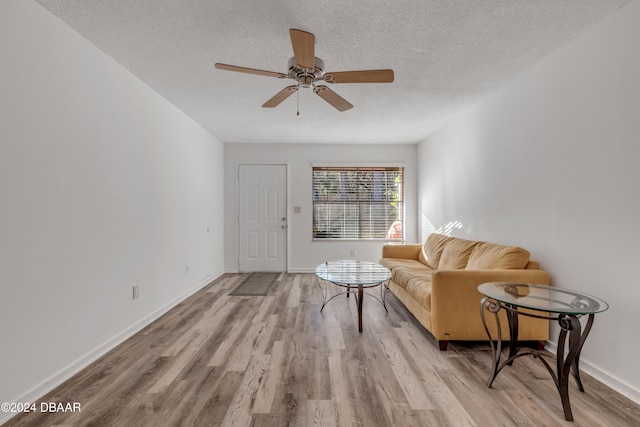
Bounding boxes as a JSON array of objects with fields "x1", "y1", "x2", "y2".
[{"x1": 296, "y1": 88, "x2": 300, "y2": 116}]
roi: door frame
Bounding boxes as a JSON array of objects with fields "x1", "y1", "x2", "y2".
[{"x1": 236, "y1": 162, "x2": 290, "y2": 272}]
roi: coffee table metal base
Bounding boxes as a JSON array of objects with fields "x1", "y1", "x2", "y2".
[
  {"x1": 315, "y1": 277, "x2": 388, "y2": 333},
  {"x1": 314, "y1": 260, "x2": 391, "y2": 333}
]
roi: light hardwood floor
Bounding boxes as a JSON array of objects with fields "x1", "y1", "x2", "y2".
[{"x1": 5, "y1": 273, "x2": 640, "y2": 427}]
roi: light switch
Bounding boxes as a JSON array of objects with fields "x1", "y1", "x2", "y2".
[{"x1": 294, "y1": 206, "x2": 301, "y2": 214}]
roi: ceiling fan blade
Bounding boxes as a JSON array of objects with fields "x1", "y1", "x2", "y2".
[
  {"x1": 290, "y1": 29, "x2": 315, "y2": 69},
  {"x1": 313, "y1": 85, "x2": 353, "y2": 112},
  {"x1": 215, "y1": 63, "x2": 287, "y2": 78},
  {"x1": 262, "y1": 85, "x2": 299, "y2": 108},
  {"x1": 324, "y1": 69, "x2": 394, "y2": 83}
]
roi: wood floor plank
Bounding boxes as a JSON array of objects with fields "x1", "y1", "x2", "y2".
[
  {"x1": 379, "y1": 337, "x2": 433, "y2": 411},
  {"x1": 286, "y1": 275, "x2": 303, "y2": 308},
  {"x1": 192, "y1": 370, "x2": 244, "y2": 426},
  {"x1": 327, "y1": 351, "x2": 357, "y2": 427},
  {"x1": 5, "y1": 273, "x2": 640, "y2": 427},
  {"x1": 147, "y1": 331, "x2": 209, "y2": 394},
  {"x1": 221, "y1": 354, "x2": 270, "y2": 427},
  {"x1": 307, "y1": 399, "x2": 338, "y2": 427},
  {"x1": 322, "y1": 307, "x2": 346, "y2": 351},
  {"x1": 253, "y1": 340, "x2": 286, "y2": 414},
  {"x1": 224, "y1": 317, "x2": 267, "y2": 372},
  {"x1": 206, "y1": 317, "x2": 250, "y2": 367},
  {"x1": 252, "y1": 313, "x2": 280, "y2": 356}
]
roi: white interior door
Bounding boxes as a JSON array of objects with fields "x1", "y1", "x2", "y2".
[{"x1": 238, "y1": 164, "x2": 287, "y2": 272}]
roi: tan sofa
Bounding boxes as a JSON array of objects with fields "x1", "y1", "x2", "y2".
[{"x1": 380, "y1": 233, "x2": 550, "y2": 350}]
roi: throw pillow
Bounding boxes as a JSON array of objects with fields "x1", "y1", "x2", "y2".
[
  {"x1": 418, "y1": 233, "x2": 452, "y2": 268},
  {"x1": 466, "y1": 242, "x2": 530, "y2": 269},
  {"x1": 438, "y1": 238, "x2": 479, "y2": 269}
]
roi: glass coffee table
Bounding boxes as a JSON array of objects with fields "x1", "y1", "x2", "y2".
[
  {"x1": 315, "y1": 260, "x2": 391, "y2": 333},
  {"x1": 478, "y1": 282, "x2": 609, "y2": 421}
]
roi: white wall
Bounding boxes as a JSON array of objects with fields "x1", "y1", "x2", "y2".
[
  {"x1": 224, "y1": 143, "x2": 417, "y2": 272},
  {"x1": 0, "y1": 1, "x2": 225, "y2": 419},
  {"x1": 418, "y1": 0, "x2": 640, "y2": 402}
]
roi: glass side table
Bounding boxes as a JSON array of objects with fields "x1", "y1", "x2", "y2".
[
  {"x1": 478, "y1": 282, "x2": 608, "y2": 421},
  {"x1": 315, "y1": 260, "x2": 391, "y2": 333}
]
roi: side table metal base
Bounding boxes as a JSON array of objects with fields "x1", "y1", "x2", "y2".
[{"x1": 480, "y1": 296, "x2": 594, "y2": 422}]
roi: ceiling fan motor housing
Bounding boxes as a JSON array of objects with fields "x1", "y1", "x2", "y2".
[{"x1": 288, "y1": 56, "x2": 325, "y2": 87}]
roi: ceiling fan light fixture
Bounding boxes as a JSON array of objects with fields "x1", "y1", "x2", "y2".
[{"x1": 300, "y1": 75, "x2": 313, "y2": 88}]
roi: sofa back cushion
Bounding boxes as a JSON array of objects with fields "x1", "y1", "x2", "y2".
[
  {"x1": 466, "y1": 242, "x2": 530, "y2": 270},
  {"x1": 438, "y1": 238, "x2": 479, "y2": 269},
  {"x1": 418, "y1": 233, "x2": 452, "y2": 268}
]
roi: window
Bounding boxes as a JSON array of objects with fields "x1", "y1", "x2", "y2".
[{"x1": 312, "y1": 166, "x2": 404, "y2": 240}]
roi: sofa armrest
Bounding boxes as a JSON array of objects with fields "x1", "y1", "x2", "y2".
[
  {"x1": 429, "y1": 269, "x2": 550, "y2": 338},
  {"x1": 381, "y1": 244, "x2": 422, "y2": 260}
]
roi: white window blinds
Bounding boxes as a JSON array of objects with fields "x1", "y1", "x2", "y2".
[{"x1": 312, "y1": 166, "x2": 404, "y2": 240}]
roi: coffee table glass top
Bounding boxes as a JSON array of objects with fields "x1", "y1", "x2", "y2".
[
  {"x1": 478, "y1": 283, "x2": 608, "y2": 315},
  {"x1": 315, "y1": 260, "x2": 391, "y2": 286}
]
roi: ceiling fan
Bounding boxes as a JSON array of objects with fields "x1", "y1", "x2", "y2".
[{"x1": 215, "y1": 29, "x2": 394, "y2": 112}]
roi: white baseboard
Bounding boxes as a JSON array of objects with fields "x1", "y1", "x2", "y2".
[
  {"x1": 224, "y1": 268, "x2": 314, "y2": 273},
  {"x1": 0, "y1": 273, "x2": 222, "y2": 426},
  {"x1": 286, "y1": 268, "x2": 315, "y2": 273},
  {"x1": 545, "y1": 342, "x2": 640, "y2": 405}
]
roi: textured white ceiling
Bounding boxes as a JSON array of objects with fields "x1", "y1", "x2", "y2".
[{"x1": 35, "y1": 0, "x2": 628, "y2": 144}]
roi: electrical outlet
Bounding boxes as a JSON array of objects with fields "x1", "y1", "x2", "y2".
[
  {"x1": 132, "y1": 285, "x2": 139, "y2": 300},
  {"x1": 350, "y1": 249, "x2": 356, "y2": 257}
]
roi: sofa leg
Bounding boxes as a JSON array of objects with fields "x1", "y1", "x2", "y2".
[
  {"x1": 438, "y1": 340, "x2": 449, "y2": 351},
  {"x1": 537, "y1": 340, "x2": 547, "y2": 351}
]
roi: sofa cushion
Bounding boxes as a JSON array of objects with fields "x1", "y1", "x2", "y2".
[
  {"x1": 438, "y1": 238, "x2": 479, "y2": 269},
  {"x1": 418, "y1": 233, "x2": 453, "y2": 268},
  {"x1": 406, "y1": 277, "x2": 432, "y2": 311},
  {"x1": 380, "y1": 258, "x2": 429, "y2": 271},
  {"x1": 391, "y1": 265, "x2": 432, "y2": 290},
  {"x1": 466, "y1": 242, "x2": 530, "y2": 270}
]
